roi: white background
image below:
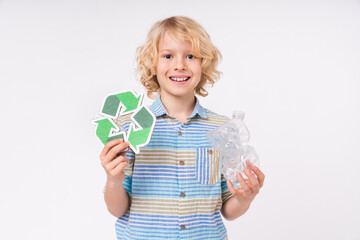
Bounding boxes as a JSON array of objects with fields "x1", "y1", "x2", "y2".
[{"x1": 0, "y1": 0, "x2": 359, "y2": 239}]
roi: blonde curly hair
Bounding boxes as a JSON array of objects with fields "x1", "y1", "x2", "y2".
[{"x1": 136, "y1": 16, "x2": 222, "y2": 99}]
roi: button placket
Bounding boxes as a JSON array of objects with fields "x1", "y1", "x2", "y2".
[
  {"x1": 178, "y1": 121, "x2": 187, "y2": 136},
  {"x1": 178, "y1": 121, "x2": 188, "y2": 234}
]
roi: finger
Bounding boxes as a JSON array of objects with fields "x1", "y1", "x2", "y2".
[
  {"x1": 103, "y1": 141, "x2": 130, "y2": 164},
  {"x1": 112, "y1": 159, "x2": 129, "y2": 175},
  {"x1": 245, "y1": 159, "x2": 253, "y2": 168},
  {"x1": 251, "y1": 165, "x2": 265, "y2": 188},
  {"x1": 100, "y1": 138, "x2": 123, "y2": 160},
  {"x1": 236, "y1": 172, "x2": 251, "y2": 192},
  {"x1": 107, "y1": 155, "x2": 128, "y2": 170},
  {"x1": 244, "y1": 168, "x2": 260, "y2": 191},
  {"x1": 226, "y1": 180, "x2": 238, "y2": 195},
  {"x1": 116, "y1": 143, "x2": 131, "y2": 157}
]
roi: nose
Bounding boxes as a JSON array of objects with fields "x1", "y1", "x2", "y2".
[{"x1": 174, "y1": 57, "x2": 186, "y2": 71}]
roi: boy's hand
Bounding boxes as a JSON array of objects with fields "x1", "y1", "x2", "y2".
[
  {"x1": 226, "y1": 165, "x2": 265, "y2": 207},
  {"x1": 100, "y1": 139, "x2": 130, "y2": 186}
]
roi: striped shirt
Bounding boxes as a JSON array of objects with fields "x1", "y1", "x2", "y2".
[{"x1": 111, "y1": 97, "x2": 233, "y2": 240}]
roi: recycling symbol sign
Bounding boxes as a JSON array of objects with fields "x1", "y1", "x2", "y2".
[{"x1": 93, "y1": 90, "x2": 156, "y2": 154}]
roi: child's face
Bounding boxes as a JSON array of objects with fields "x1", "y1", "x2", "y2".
[{"x1": 156, "y1": 31, "x2": 202, "y2": 100}]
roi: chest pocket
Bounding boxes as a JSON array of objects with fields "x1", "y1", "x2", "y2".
[{"x1": 195, "y1": 147, "x2": 221, "y2": 184}]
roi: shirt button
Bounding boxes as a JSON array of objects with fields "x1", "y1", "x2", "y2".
[
  {"x1": 181, "y1": 225, "x2": 186, "y2": 230},
  {"x1": 208, "y1": 149, "x2": 213, "y2": 154},
  {"x1": 179, "y1": 160, "x2": 185, "y2": 166},
  {"x1": 178, "y1": 130, "x2": 183, "y2": 136},
  {"x1": 180, "y1": 192, "x2": 186, "y2": 197}
]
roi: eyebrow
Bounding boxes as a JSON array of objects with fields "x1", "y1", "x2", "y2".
[
  {"x1": 159, "y1": 49, "x2": 192, "y2": 53},
  {"x1": 159, "y1": 49, "x2": 175, "y2": 53}
]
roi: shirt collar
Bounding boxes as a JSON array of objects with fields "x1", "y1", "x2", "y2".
[
  {"x1": 149, "y1": 97, "x2": 167, "y2": 117},
  {"x1": 150, "y1": 96, "x2": 207, "y2": 119}
]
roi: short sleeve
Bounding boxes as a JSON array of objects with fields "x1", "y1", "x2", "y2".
[{"x1": 221, "y1": 174, "x2": 233, "y2": 204}]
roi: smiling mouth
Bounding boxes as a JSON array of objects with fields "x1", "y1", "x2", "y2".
[{"x1": 169, "y1": 77, "x2": 191, "y2": 82}]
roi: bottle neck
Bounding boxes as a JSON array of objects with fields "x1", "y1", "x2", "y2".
[{"x1": 232, "y1": 110, "x2": 245, "y2": 120}]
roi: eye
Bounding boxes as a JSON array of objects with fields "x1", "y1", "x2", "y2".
[
  {"x1": 187, "y1": 54, "x2": 195, "y2": 59},
  {"x1": 164, "y1": 54, "x2": 172, "y2": 59}
]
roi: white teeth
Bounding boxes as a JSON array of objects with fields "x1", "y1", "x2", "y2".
[{"x1": 170, "y1": 77, "x2": 190, "y2": 82}]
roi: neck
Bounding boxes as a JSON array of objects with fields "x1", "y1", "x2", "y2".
[{"x1": 159, "y1": 93, "x2": 196, "y2": 123}]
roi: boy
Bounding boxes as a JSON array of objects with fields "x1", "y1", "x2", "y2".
[{"x1": 100, "y1": 16, "x2": 265, "y2": 239}]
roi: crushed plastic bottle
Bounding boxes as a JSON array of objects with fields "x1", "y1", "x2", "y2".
[{"x1": 207, "y1": 110, "x2": 259, "y2": 188}]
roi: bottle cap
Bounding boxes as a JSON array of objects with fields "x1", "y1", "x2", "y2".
[{"x1": 232, "y1": 110, "x2": 245, "y2": 120}]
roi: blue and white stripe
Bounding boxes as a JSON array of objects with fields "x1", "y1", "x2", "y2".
[{"x1": 112, "y1": 97, "x2": 232, "y2": 240}]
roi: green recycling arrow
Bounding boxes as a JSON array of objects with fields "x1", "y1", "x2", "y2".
[
  {"x1": 94, "y1": 90, "x2": 155, "y2": 153},
  {"x1": 102, "y1": 91, "x2": 143, "y2": 118},
  {"x1": 127, "y1": 106, "x2": 156, "y2": 154},
  {"x1": 93, "y1": 118, "x2": 125, "y2": 145}
]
